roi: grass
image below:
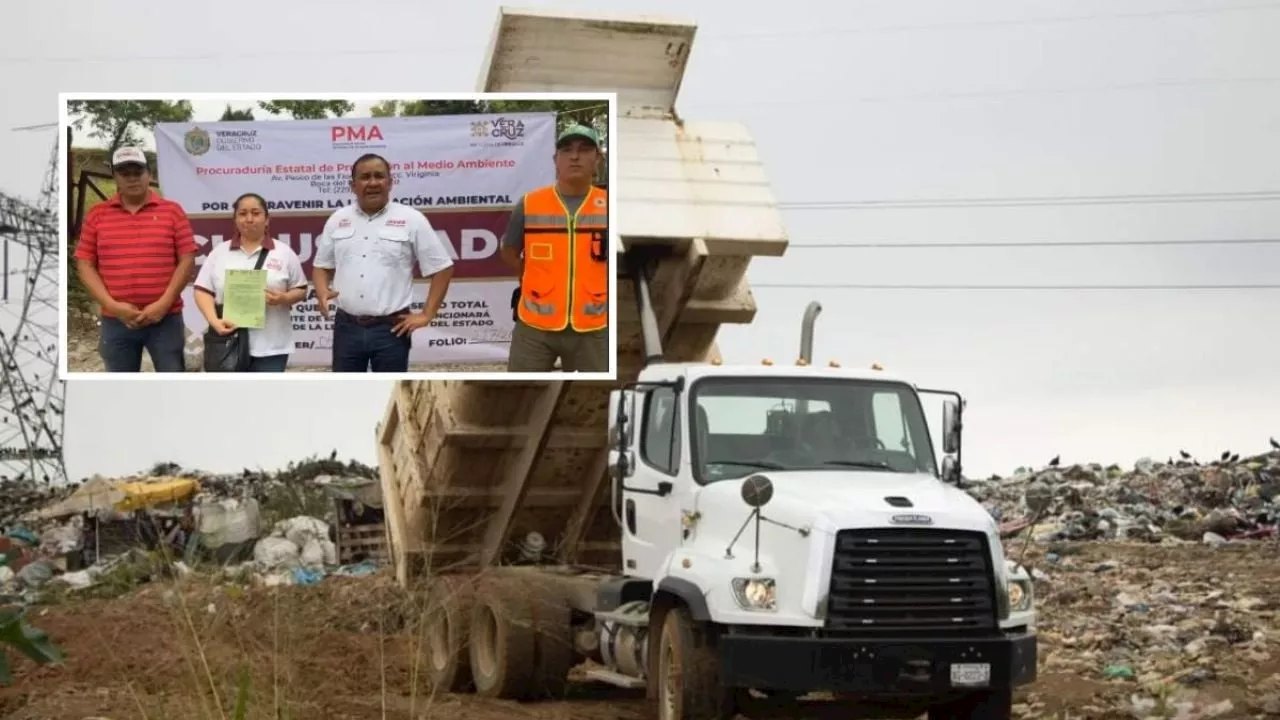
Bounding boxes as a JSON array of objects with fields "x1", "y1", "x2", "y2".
[
  {"x1": 0, "y1": 608, "x2": 63, "y2": 688},
  {"x1": 0, "y1": 467, "x2": 623, "y2": 719},
  {"x1": 7, "y1": 452, "x2": 623, "y2": 717},
  {"x1": 0, "y1": 467, "x2": 525, "y2": 719},
  {"x1": 2, "y1": 521, "x2": 463, "y2": 719}
]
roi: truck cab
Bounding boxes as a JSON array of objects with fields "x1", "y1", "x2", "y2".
[{"x1": 603, "y1": 361, "x2": 1038, "y2": 719}]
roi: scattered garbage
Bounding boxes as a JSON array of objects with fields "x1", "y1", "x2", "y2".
[
  {"x1": 966, "y1": 446, "x2": 1280, "y2": 543},
  {"x1": 1015, "y1": 541, "x2": 1280, "y2": 718},
  {"x1": 0, "y1": 456, "x2": 389, "y2": 602}
]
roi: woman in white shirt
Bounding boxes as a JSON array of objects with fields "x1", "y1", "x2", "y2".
[{"x1": 193, "y1": 193, "x2": 308, "y2": 372}]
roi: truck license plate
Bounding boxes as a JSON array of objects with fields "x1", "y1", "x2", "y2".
[{"x1": 949, "y1": 663, "x2": 991, "y2": 687}]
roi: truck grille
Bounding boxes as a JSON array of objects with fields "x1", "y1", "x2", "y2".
[{"x1": 825, "y1": 529, "x2": 998, "y2": 637}]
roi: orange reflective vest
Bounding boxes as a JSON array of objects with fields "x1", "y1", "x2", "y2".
[{"x1": 517, "y1": 184, "x2": 609, "y2": 333}]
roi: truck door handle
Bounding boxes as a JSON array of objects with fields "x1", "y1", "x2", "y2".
[{"x1": 622, "y1": 481, "x2": 673, "y2": 497}]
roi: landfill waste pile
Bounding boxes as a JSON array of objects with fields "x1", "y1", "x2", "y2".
[
  {"x1": 966, "y1": 443, "x2": 1280, "y2": 545},
  {"x1": 0, "y1": 454, "x2": 387, "y2": 607},
  {"x1": 1, "y1": 449, "x2": 1279, "y2": 719},
  {"x1": 0, "y1": 455, "x2": 376, "y2": 522},
  {"x1": 170, "y1": 454, "x2": 378, "y2": 504},
  {"x1": 0, "y1": 477, "x2": 68, "y2": 529}
]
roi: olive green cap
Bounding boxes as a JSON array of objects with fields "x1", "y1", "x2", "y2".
[{"x1": 556, "y1": 123, "x2": 601, "y2": 149}]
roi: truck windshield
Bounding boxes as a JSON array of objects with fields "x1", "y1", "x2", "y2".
[{"x1": 689, "y1": 376, "x2": 938, "y2": 484}]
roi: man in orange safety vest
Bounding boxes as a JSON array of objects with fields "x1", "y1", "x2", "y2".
[{"x1": 499, "y1": 123, "x2": 609, "y2": 372}]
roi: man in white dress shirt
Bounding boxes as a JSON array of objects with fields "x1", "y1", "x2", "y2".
[{"x1": 312, "y1": 153, "x2": 455, "y2": 372}]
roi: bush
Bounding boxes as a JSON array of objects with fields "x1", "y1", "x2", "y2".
[{"x1": 0, "y1": 606, "x2": 64, "y2": 685}]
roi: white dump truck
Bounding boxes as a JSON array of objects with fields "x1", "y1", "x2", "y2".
[{"x1": 376, "y1": 7, "x2": 1037, "y2": 719}]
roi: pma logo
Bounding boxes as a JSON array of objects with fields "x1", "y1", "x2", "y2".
[
  {"x1": 331, "y1": 125, "x2": 384, "y2": 145},
  {"x1": 183, "y1": 127, "x2": 211, "y2": 156}
]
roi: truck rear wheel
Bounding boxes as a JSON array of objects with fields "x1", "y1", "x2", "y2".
[
  {"x1": 469, "y1": 581, "x2": 539, "y2": 699},
  {"x1": 525, "y1": 581, "x2": 576, "y2": 698},
  {"x1": 653, "y1": 606, "x2": 735, "y2": 720},
  {"x1": 928, "y1": 689, "x2": 1013, "y2": 720},
  {"x1": 422, "y1": 575, "x2": 475, "y2": 693},
  {"x1": 467, "y1": 578, "x2": 577, "y2": 700}
]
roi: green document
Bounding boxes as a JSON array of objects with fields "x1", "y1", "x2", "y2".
[{"x1": 222, "y1": 269, "x2": 267, "y2": 329}]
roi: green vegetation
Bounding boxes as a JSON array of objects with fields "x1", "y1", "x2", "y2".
[
  {"x1": 66, "y1": 100, "x2": 193, "y2": 156},
  {"x1": 0, "y1": 606, "x2": 64, "y2": 686}
]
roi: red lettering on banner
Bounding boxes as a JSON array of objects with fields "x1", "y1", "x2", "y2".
[
  {"x1": 331, "y1": 125, "x2": 384, "y2": 143},
  {"x1": 188, "y1": 210, "x2": 517, "y2": 281}
]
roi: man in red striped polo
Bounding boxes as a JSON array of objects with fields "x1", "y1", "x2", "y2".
[{"x1": 74, "y1": 146, "x2": 197, "y2": 372}]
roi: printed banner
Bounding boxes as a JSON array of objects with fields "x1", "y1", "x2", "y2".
[{"x1": 154, "y1": 112, "x2": 556, "y2": 367}]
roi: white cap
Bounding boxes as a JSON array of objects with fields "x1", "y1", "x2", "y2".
[{"x1": 111, "y1": 146, "x2": 147, "y2": 169}]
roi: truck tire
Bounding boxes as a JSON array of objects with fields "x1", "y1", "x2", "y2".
[
  {"x1": 468, "y1": 580, "x2": 539, "y2": 699},
  {"x1": 653, "y1": 606, "x2": 735, "y2": 720},
  {"x1": 525, "y1": 581, "x2": 577, "y2": 698},
  {"x1": 928, "y1": 689, "x2": 1013, "y2": 720},
  {"x1": 423, "y1": 575, "x2": 476, "y2": 693}
]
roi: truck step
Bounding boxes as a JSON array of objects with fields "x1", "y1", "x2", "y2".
[{"x1": 583, "y1": 667, "x2": 647, "y2": 689}]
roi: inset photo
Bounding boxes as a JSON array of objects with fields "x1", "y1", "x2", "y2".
[{"x1": 58, "y1": 92, "x2": 616, "y2": 378}]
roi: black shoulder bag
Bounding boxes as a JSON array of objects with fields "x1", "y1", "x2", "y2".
[{"x1": 203, "y1": 249, "x2": 269, "y2": 373}]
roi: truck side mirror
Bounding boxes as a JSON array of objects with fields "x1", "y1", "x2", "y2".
[
  {"x1": 608, "y1": 390, "x2": 634, "y2": 448},
  {"x1": 941, "y1": 456, "x2": 961, "y2": 484},
  {"x1": 607, "y1": 448, "x2": 634, "y2": 479},
  {"x1": 941, "y1": 400, "x2": 961, "y2": 455}
]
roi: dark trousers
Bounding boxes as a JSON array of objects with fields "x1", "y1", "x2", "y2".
[
  {"x1": 331, "y1": 310, "x2": 411, "y2": 373},
  {"x1": 247, "y1": 353, "x2": 289, "y2": 372},
  {"x1": 506, "y1": 320, "x2": 610, "y2": 372},
  {"x1": 99, "y1": 312, "x2": 186, "y2": 373}
]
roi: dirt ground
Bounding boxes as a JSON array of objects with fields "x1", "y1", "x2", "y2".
[{"x1": 2, "y1": 542, "x2": 1278, "y2": 719}]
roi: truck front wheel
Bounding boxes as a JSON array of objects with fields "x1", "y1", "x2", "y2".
[
  {"x1": 653, "y1": 606, "x2": 734, "y2": 720},
  {"x1": 928, "y1": 688, "x2": 1013, "y2": 720}
]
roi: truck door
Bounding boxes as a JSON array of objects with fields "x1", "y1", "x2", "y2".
[{"x1": 619, "y1": 385, "x2": 686, "y2": 579}]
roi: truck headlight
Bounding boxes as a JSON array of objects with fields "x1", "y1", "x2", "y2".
[
  {"x1": 1007, "y1": 578, "x2": 1033, "y2": 612},
  {"x1": 731, "y1": 578, "x2": 777, "y2": 611}
]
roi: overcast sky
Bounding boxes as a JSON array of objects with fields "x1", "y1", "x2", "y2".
[{"x1": 3, "y1": 0, "x2": 1279, "y2": 481}]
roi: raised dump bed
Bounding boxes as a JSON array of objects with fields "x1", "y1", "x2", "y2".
[{"x1": 376, "y1": 6, "x2": 790, "y2": 587}]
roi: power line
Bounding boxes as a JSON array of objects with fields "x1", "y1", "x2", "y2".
[
  {"x1": 714, "y1": 2, "x2": 1280, "y2": 39},
  {"x1": 11, "y1": 2, "x2": 1279, "y2": 64},
  {"x1": 788, "y1": 237, "x2": 1280, "y2": 249},
  {"x1": 751, "y1": 283, "x2": 1280, "y2": 291},
  {"x1": 778, "y1": 190, "x2": 1280, "y2": 210},
  {"x1": 712, "y1": 75, "x2": 1280, "y2": 109},
  {"x1": 2, "y1": 45, "x2": 484, "y2": 65}
]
